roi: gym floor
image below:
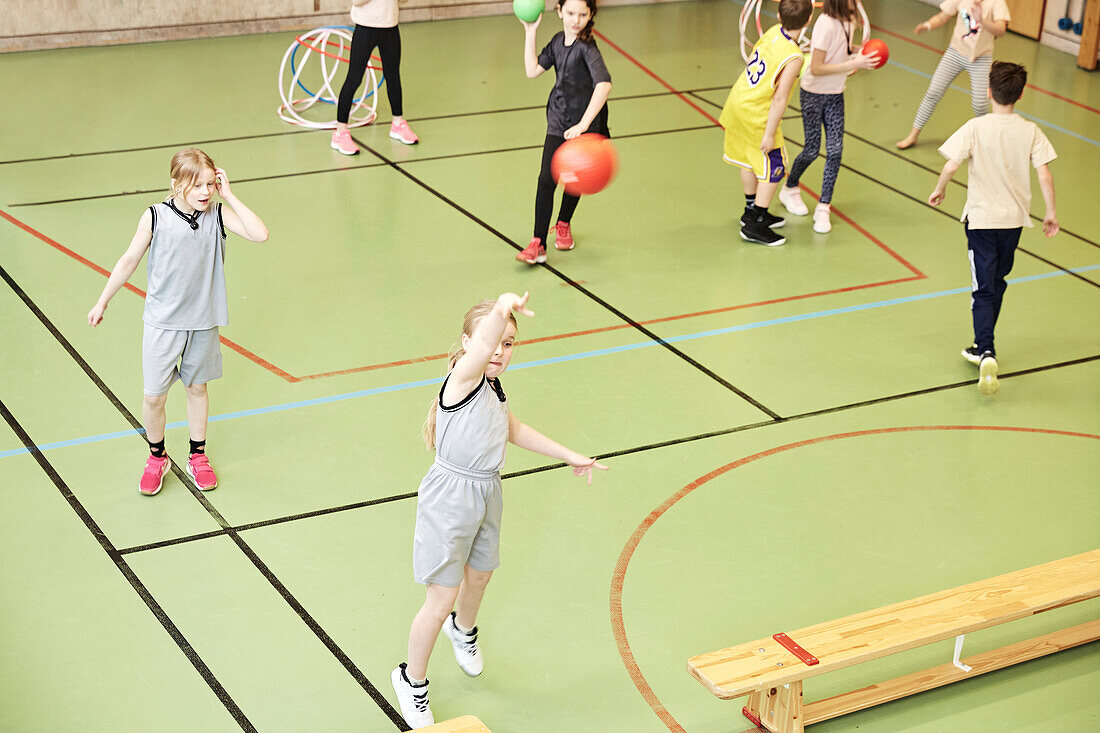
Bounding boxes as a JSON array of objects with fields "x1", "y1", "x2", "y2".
[{"x1": 1, "y1": 1, "x2": 1097, "y2": 731}]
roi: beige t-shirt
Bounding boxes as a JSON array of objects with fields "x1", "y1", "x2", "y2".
[
  {"x1": 350, "y1": 0, "x2": 399, "y2": 29},
  {"x1": 938, "y1": 113, "x2": 1056, "y2": 229},
  {"x1": 940, "y1": 0, "x2": 1011, "y2": 61},
  {"x1": 801, "y1": 14, "x2": 854, "y2": 95}
]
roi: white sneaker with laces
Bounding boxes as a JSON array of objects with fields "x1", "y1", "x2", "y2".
[
  {"x1": 813, "y1": 203, "x2": 832, "y2": 234},
  {"x1": 978, "y1": 352, "x2": 999, "y2": 395},
  {"x1": 443, "y1": 612, "x2": 483, "y2": 676},
  {"x1": 391, "y1": 664, "x2": 434, "y2": 729},
  {"x1": 778, "y1": 185, "x2": 809, "y2": 216}
]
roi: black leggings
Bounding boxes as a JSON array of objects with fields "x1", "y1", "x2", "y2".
[
  {"x1": 337, "y1": 25, "x2": 403, "y2": 123},
  {"x1": 533, "y1": 135, "x2": 580, "y2": 242},
  {"x1": 787, "y1": 89, "x2": 845, "y2": 204}
]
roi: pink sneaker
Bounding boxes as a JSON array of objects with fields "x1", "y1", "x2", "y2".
[
  {"x1": 331, "y1": 128, "x2": 358, "y2": 155},
  {"x1": 515, "y1": 237, "x2": 546, "y2": 264},
  {"x1": 186, "y1": 454, "x2": 218, "y2": 491},
  {"x1": 139, "y1": 455, "x2": 171, "y2": 496},
  {"x1": 554, "y1": 221, "x2": 575, "y2": 251},
  {"x1": 389, "y1": 118, "x2": 419, "y2": 145}
]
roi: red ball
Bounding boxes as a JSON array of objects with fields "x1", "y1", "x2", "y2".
[
  {"x1": 551, "y1": 134, "x2": 618, "y2": 196},
  {"x1": 861, "y1": 38, "x2": 889, "y2": 69}
]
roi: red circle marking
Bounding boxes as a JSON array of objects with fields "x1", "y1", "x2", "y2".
[{"x1": 609, "y1": 425, "x2": 1100, "y2": 732}]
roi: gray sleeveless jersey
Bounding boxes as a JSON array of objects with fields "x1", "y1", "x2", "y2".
[
  {"x1": 143, "y1": 200, "x2": 229, "y2": 330},
  {"x1": 435, "y1": 375, "x2": 509, "y2": 473}
]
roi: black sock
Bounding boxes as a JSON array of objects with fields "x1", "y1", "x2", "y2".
[
  {"x1": 189, "y1": 439, "x2": 206, "y2": 456},
  {"x1": 148, "y1": 438, "x2": 166, "y2": 458},
  {"x1": 744, "y1": 194, "x2": 756, "y2": 210}
]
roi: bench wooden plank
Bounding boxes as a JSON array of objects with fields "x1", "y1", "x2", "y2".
[
  {"x1": 689, "y1": 549, "x2": 1100, "y2": 698},
  {"x1": 416, "y1": 715, "x2": 492, "y2": 732},
  {"x1": 804, "y1": 619, "x2": 1100, "y2": 725}
]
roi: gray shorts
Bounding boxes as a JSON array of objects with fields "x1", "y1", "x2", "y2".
[
  {"x1": 142, "y1": 324, "x2": 222, "y2": 396},
  {"x1": 413, "y1": 459, "x2": 503, "y2": 587}
]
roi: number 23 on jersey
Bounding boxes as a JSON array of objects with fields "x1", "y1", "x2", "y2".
[{"x1": 745, "y1": 50, "x2": 767, "y2": 86}]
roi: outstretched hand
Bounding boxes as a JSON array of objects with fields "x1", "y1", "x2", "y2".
[
  {"x1": 570, "y1": 457, "x2": 609, "y2": 486},
  {"x1": 498, "y1": 291, "x2": 535, "y2": 319}
]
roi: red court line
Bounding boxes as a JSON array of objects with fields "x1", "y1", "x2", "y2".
[
  {"x1": 869, "y1": 23, "x2": 1100, "y2": 116},
  {"x1": 609, "y1": 425, "x2": 1100, "y2": 733},
  {"x1": 0, "y1": 208, "x2": 298, "y2": 383}
]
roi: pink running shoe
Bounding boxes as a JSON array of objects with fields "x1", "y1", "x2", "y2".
[
  {"x1": 389, "y1": 118, "x2": 419, "y2": 145},
  {"x1": 186, "y1": 454, "x2": 219, "y2": 491},
  {"x1": 139, "y1": 455, "x2": 171, "y2": 496},
  {"x1": 554, "y1": 221, "x2": 575, "y2": 251},
  {"x1": 515, "y1": 237, "x2": 546, "y2": 264},
  {"x1": 331, "y1": 128, "x2": 358, "y2": 156}
]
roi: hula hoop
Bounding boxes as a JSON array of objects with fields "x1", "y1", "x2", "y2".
[
  {"x1": 739, "y1": 0, "x2": 871, "y2": 63},
  {"x1": 289, "y1": 27, "x2": 386, "y2": 105},
  {"x1": 276, "y1": 26, "x2": 382, "y2": 129}
]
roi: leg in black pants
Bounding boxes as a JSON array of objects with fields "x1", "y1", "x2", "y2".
[
  {"x1": 533, "y1": 135, "x2": 580, "y2": 243},
  {"x1": 337, "y1": 25, "x2": 404, "y2": 123},
  {"x1": 966, "y1": 223, "x2": 1021, "y2": 355}
]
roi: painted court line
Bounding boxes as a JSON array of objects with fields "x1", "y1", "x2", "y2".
[{"x1": 5, "y1": 264, "x2": 1097, "y2": 461}]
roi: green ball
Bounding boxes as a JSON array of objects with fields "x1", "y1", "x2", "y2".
[{"x1": 513, "y1": 0, "x2": 544, "y2": 23}]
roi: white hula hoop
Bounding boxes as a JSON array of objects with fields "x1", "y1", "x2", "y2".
[
  {"x1": 276, "y1": 26, "x2": 379, "y2": 130},
  {"x1": 739, "y1": 1, "x2": 872, "y2": 63}
]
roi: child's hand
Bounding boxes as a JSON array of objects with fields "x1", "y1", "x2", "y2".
[
  {"x1": 520, "y1": 15, "x2": 542, "y2": 32},
  {"x1": 569, "y1": 457, "x2": 609, "y2": 486},
  {"x1": 760, "y1": 133, "x2": 775, "y2": 154},
  {"x1": 497, "y1": 291, "x2": 535, "y2": 318},
  {"x1": 563, "y1": 123, "x2": 587, "y2": 140},
  {"x1": 928, "y1": 188, "x2": 945, "y2": 206},
  {"x1": 1043, "y1": 214, "x2": 1059, "y2": 237},
  {"x1": 214, "y1": 167, "x2": 233, "y2": 199},
  {"x1": 851, "y1": 50, "x2": 880, "y2": 71},
  {"x1": 88, "y1": 303, "x2": 106, "y2": 327}
]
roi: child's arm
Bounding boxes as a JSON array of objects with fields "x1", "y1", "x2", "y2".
[
  {"x1": 563, "y1": 81, "x2": 612, "y2": 139},
  {"x1": 508, "y1": 412, "x2": 609, "y2": 484},
  {"x1": 928, "y1": 159, "x2": 960, "y2": 206},
  {"x1": 1036, "y1": 163, "x2": 1059, "y2": 237},
  {"x1": 444, "y1": 292, "x2": 534, "y2": 405},
  {"x1": 810, "y1": 47, "x2": 878, "y2": 76},
  {"x1": 972, "y1": 0, "x2": 1007, "y2": 37},
  {"x1": 522, "y1": 17, "x2": 547, "y2": 78},
  {"x1": 915, "y1": 11, "x2": 951, "y2": 34},
  {"x1": 215, "y1": 169, "x2": 269, "y2": 243},
  {"x1": 760, "y1": 58, "x2": 803, "y2": 152},
  {"x1": 87, "y1": 211, "x2": 154, "y2": 326}
]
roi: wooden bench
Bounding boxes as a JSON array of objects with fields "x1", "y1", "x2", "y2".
[
  {"x1": 688, "y1": 549, "x2": 1100, "y2": 732},
  {"x1": 416, "y1": 715, "x2": 491, "y2": 733}
]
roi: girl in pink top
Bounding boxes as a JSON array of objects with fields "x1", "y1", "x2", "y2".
[{"x1": 778, "y1": 0, "x2": 878, "y2": 234}]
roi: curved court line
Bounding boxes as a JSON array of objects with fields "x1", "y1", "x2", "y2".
[
  {"x1": 608, "y1": 425, "x2": 1100, "y2": 733},
  {"x1": 3, "y1": 264, "x2": 1097, "y2": 460}
]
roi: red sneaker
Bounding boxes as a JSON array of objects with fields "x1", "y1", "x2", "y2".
[
  {"x1": 515, "y1": 238, "x2": 546, "y2": 264},
  {"x1": 139, "y1": 455, "x2": 171, "y2": 496},
  {"x1": 186, "y1": 454, "x2": 219, "y2": 491},
  {"x1": 554, "y1": 221, "x2": 574, "y2": 251}
]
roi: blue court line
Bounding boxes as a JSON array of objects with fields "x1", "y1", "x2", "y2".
[{"x1": 4, "y1": 264, "x2": 1097, "y2": 461}]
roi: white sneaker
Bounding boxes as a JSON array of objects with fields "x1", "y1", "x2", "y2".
[
  {"x1": 978, "y1": 352, "x2": 999, "y2": 395},
  {"x1": 813, "y1": 204, "x2": 832, "y2": 234},
  {"x1": 443, "y1": 612, "x2": 483, "y2": 676},
  {"x1": 391, "y1": 664, "x2": 434, "y2": 729},
  {"x1": 778, "y1": 185, "x2": 809, "y2": 216}
]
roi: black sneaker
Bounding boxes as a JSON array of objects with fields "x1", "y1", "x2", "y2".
[
  {"x1": 741, "y1": 208, "x2": 786, "y2": 229},
  {"x1": 740, "y1": 216, "x2": 786, "y2": 247},
  {"x1": 961, "y1": 344, "x2": 982, "y2": 365},
  {"x1": 978, "y1": 352, "x2": 999, "y2": 395}
]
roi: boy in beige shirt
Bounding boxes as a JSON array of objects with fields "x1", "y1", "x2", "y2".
[{"x1": 929, "y1": 61, "x2": 1058, "y2": 396}]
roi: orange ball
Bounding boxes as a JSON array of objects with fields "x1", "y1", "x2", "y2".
[
  {"x1": 551, "y1": 134, "x2": 618, "y2": 196},
  {"x1": 862, "y1": 38, "x2": 889, "y2": 69}
]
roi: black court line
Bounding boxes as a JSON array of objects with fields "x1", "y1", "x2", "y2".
[
  {"x1": 0, "y1": 398, "x2": 258, "y2": 733},
  {"x1": 351, "y1": 133, "x2": 783, "y2": 421},
  {"x1": 0, "y1": 87, "x2": 730, "y2": 167},
  {"x1": 110, "y1": 351, "x2": 1100, "y2": 556},
  {"x1": 0, "y1": 264, "x2": 409, "y2": 731},
  {"x1": 10, "y1": 124, "x2": 715, "y2": 208},
  {"x1": 687, "y1": 91, "x2": 1100, "y2": 290}
]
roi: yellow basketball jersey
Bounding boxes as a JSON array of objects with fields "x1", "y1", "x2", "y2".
[{"x1": 719, "y1": 25, "x2": 804, "y2": 134}]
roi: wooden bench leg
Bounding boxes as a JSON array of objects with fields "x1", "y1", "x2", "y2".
[{"x1": 744, "y1": 682, "x2": 804, "y2": 732}]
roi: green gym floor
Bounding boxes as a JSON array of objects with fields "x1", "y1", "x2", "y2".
[{"x1": 1, "y1": 1, "x2": 1098, "y2": 731}]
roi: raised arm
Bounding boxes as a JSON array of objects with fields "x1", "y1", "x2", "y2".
[
  {"x1": 215, "y1": 168, "x2": 268, "y2": 243},
  {"x1": 915, "y1": 11, "x2": 952, "y2": 34},
  {"x1": 508, "y1": 412, "x2": 608, "y2": 484},
  {"x1": 1036, "y1": 163, "x2": 1058, "y2": 237},
  {"x1": 88, "y1": 210, "x2": 154, "y2": 326},
  {"x1": 761, "y1": 57, "x2": 803, "y2": 152},
  {"x1": 444, "y1": 292, "x2": 534, "y2": 404},
  {"x1": 522, "y1": 17, "x2": 546, "y2": 78}
]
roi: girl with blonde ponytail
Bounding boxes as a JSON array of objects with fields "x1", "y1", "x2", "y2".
[{"x1": 392, "y1": 291, "x2": 608, "y2": 728}]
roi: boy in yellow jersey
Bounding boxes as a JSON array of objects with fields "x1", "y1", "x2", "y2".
[{"x1": 720, "y1": 0, "x2": 812, "y2": 246}]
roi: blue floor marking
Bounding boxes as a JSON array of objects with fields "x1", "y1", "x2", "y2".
[{"x1": 4, "y1": 264, "x2": 1097, "y2": 460}]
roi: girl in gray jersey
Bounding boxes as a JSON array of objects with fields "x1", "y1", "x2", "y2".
[
  {"x1": 390, "y1": 292, "x2": 608, "y2": 728},
  {"x1": 88, "y1": 149, "x2": 268, "y2": 497}
]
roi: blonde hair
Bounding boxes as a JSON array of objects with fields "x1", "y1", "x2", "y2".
[
  {"x1": 422, "y1": 300, "x2": 519, "y2": 449},
  {"x1": 169, "y1": 148, "x2": 216, "y2": 201}
]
